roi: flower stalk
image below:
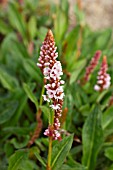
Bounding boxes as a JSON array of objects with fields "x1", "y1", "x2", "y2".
[{"x1": 37, "y1": 29, "x2": 64, "y2": 169}]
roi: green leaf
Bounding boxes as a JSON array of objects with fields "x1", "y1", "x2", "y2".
[
  {"x1": 70, "y1": 59, "x2": 86, "y2": 84},
  {"x1": 0, "y1": 67, "x2": 19, "y2": 91},
  {"x1": 23, "y1": 83, "x2": 38, "y2": 109},
  {"x1": 108, "y1": 164, "x2": 113, "y2": 170},
  {"x1": 61, "y1": 164, "x2": 86, "y2": 170},
  {"x1": 95, "y1": 29, "x2": 112, "y2": 50},
  {"x1": 7, "y1": 92, "x2": 27, "y2": 126},
  {"x1": 23, "y1": 59, "x2": 42, "y2": 83},
  {"x1": 39, "y1": 105, "x2": 50, "y2": 119},
  {"x1": 74, "y1": 5, "x2": 85, "y2": 24},
  {"x1": 82, "y1": 105, "x2": 103, "y2": 170},
  {"x1": 10, "y1": 136, "x2": 29, "y2": 149},
  {"x1": 64, "y1": 91, "x2": 74, "y2": 130},
  {"x1": 37, "y1": 27, "x2": 48, "y2": 42},
  {"x1": 3, "y1": 126, "x2": 34, "y2": 136},
  {"x1": 102, "y1": 106, "x2": 113, "y2": 129},
  {"x1": 1, "y1": 33, "x2": 29, "y2": 59},
  {"x1": 8, "y1": 150, "x2": 29, "y2": 170},
  {"x1": 51, "y1": 135, "x2": 73, "y2": 170},
  {"x1": 32, "y1": 147, "x2": 46, "y2": 167},
  {"x1": 0, "y1": 20, "x2": 12, "y2": 35},
  {"x1": 60, "y1": 0, "x2": 69, "y2": 15},
  {"x1": 62, "y1": 26, "x2": 80, "y2": 59},
  {"x1": 105, "y1": 147, "x2": 113, "y2": 161},
  {"x1": 28, "y1": 16, "x2": 37, "y2": 39},
  {"x1": 54, "y1": 8, "x2": 68, "y2": 44},
  {"x1": 0, "y1": 101, "x2": 18, "y2": 124},
  {"x1": 19, "y1": 160, "x2": 38, "y2": 170},
  {"x1": 8, "y1": 2, "x2": 27, "y2": 40},
  {"x1": 4, "y1": 142, "x2": 14, "y2": 158}
]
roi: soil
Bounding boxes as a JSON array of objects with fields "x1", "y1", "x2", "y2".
[{"x1": 54, "y1": 0, "x2": 113, "y2": 30}]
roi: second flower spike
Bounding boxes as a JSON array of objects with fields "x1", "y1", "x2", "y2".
[{"x1": 94, "y1": 56, "x2": 111, "y2": 92}]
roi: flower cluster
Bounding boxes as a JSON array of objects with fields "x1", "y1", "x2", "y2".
[
  {"x1": 37, "y1": 30, "x2": 64, "y2": 140},
  {"x1": 84, "y1": 50, "x2": 101, "y2": 82},
  {"x1": 94, "y1": 56, "x2": 111, "y2": 91}
]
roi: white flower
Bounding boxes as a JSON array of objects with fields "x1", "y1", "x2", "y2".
[
  {"x1": 44, "y1": 129, "x2": 49, "y2": 136},
  {"x1": 37, "y1": 63, "x2": 42, "y2": 67},
  {"x1": 54, "y1": 130, "x2": 60, "y2": 140},
  {"x1": 44, "y1": 84, "x2": 51, "y2": 89},
  {"x1": 50, "y1": 104, "x2": 60, "y2": 110},
  {"x1": 56, "y1": 86, "x2": 63, "y2": 93},
  {"x1": 94, "y1": 85, "x2": 100, "y2": 91},
  {"x1": 103, "y1": 81, "x2": 110, "y2": 89},
  {"x1": 52, "y1": 83, "x2": 56, "y2": 88},
  {"x1": 105, "y1": 74, "x2": 111, "y2": 81},
  {"x1": 55, "y1": 93, "x2": 64, "y2": 100},
  {"x1": 43, "y1": 67, "x2": 50, "y2": 77},
  {"x1": 44, "y1": 62, "x2": 50, "y2": 66},
  {"x1": 50, "y1": 61, "x2": 63, "y2": 79},
  {"x1": 47, "y1": 89, "x2": 56, "y2": 98},
  {"x1": 97, "y1": 80, "x2": 103, "y2": 84},
  {"x1": 42, "y1": 95, "x2": 50, "y2": 102},
  {"x1": 60, "y1": 80, "x2": 65, "y2": 84}
]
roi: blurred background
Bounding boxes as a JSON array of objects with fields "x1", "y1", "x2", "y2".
[{"x1": 55, "y1": 0, "x2": 113, "y2": 30}]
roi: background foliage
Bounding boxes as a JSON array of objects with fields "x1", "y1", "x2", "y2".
[{"x1": 0, "y1": 0, "x2": 113, "y2": 170}]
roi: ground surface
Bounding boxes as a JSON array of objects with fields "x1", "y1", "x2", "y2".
[{"x1": 55, "y1": 0, "x2": 113, "y2": 30}]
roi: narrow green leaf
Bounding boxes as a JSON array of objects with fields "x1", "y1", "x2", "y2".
[
  {"x1": 7, "y1": 92, "x2": 27, "y2": 126},
  {"x1": 61, "y1": 164, "x2": 86, "y2": 170},
  {"x1": 3, "y1": 126, "x2": 34, "y2": 136},
  {"x1": 19, "y1": 160, "x2": 38, "y2": 170},
  {"x1": 54, "y1": 8, "x2": 68, "y2": 44},
  {"x1": 60, "y1": 0, "x2": 69, "y2": 14},
  {"x1": 10, "y1": 136, "x2": 29, "y2": 149},
  {"x1": 105, "y1": 147, "x2": 113, "y2": 161},
  {"x1": 51, "y1": 135, "x2": 73, "y2": 170},
  {"x1": 8, "y1": 2, "x2": 27, "y2": 39},
  {"x1": 28, "y1": 16, "x2": 37, "y2": 39},
  {"x1": 0, "y1": 67, "x2": 19, "y2": 91},
  {"x1": 32, "y1": 147, "x2": 46, "y2": 167},
  {"x1": 82, "y1": 105, "x2": 103, "y2": 170},
  {"x1": 0, "y1": 101, "x2": 18, "y2": 124},
  {"x1": 74, "y1": 5, "x2": 85, "y2": 24},
  {"x1": 108, "y1": 164, "x2": 113, "y2": 170},
  {"x1": 8, "y1": 150, "x2": 28, "y2": 170},
  {"x1": 0, "y1": 20, "x2": 12, "y2": 35},
  {"x1": 23, "y1": 83, "x2": 38, "y2": 109},
  {"x1": 39, "y1": 105, "x2": 50, "y2": 119},
  {"x1": 70, "y1": 59, "x2": 86, "y2": 84},
  {"x1": 37, "y1": 27, "x2": 48, "y2": 42},
  {"x1": 102, "y1": 106, "x2": 113, "y2": 129},
  {"x1": 23, "y1": 59, "x2": 42, "y2": 83},
  {"x1": 62, "y1": 26, "x2": 80, "y2": 59}
]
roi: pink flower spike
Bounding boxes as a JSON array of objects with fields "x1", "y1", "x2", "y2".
[
  {"x1": 84, "y1": 50, "x2": 102, "y2": 82},
  {"x1": 94, "y1": 56, "x2": 111, "y2": 92},
  {"x1": 37, "y1": 29, "x2": 64, "y2": 140}
]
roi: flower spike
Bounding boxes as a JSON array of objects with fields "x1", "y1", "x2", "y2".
[
  {"x1": 37, "y1": 30, "x2": 64, "y2": 140},
  {"x1": 84, "y1": 50, "x2": 101, "y2": 82},
  {"x1": 94, "y1": 56, "x2": 111, "y2": 92}
]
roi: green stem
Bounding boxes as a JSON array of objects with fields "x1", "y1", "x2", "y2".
[
  {"x1": 47, "y1": 109, "x2": 54, "y2": 170},
  {"x1": 40, "y1": 85, "x2": 45, "y2": 106},
  {"x1": 47, "y1": 137, "x2": 52, "y2": 170}
]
